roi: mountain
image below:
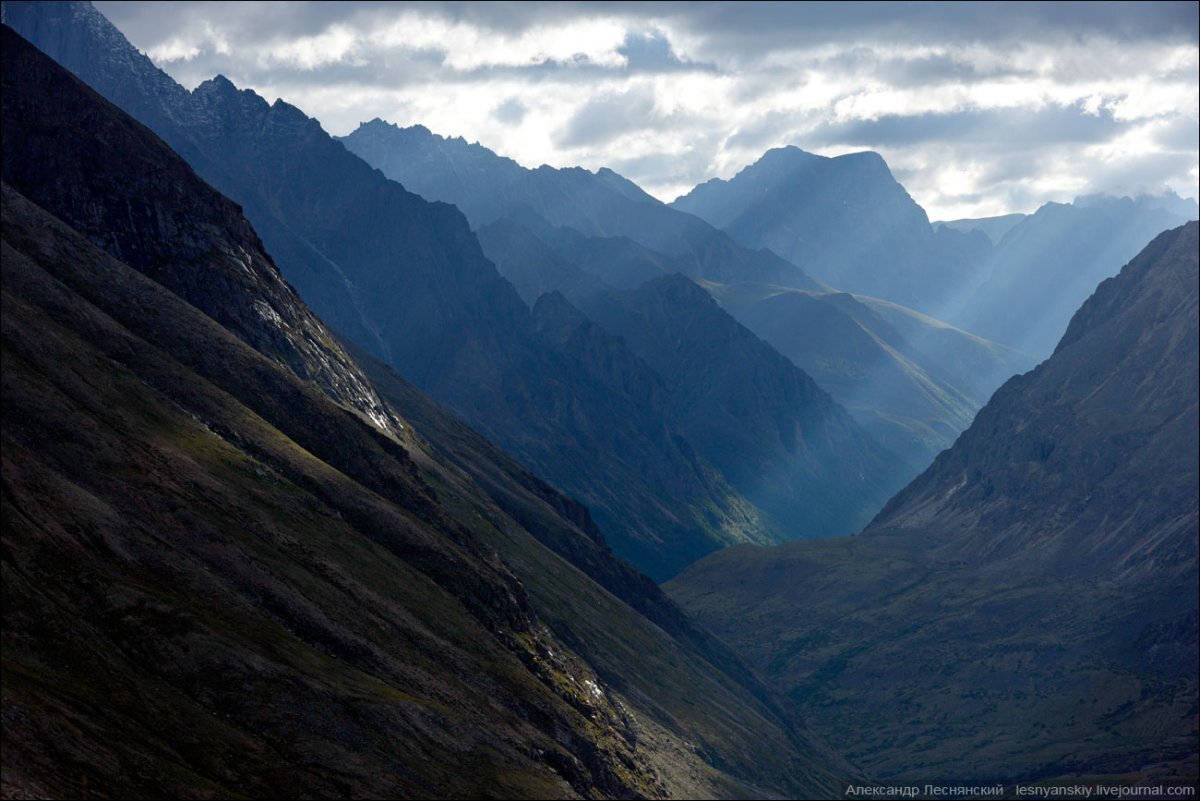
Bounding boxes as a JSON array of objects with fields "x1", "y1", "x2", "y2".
[
  {"x1": 476, "y1": 214, "x2": 1031, "y2": 474},
  {"x1": 671, "y1": 145, "x2": 993, "y2": 315},
  {"x1": 671, "y1": 146, "x2": 1198, "y2": 362},
  {"x1": 1, "y1": 25, "x2": 850, "y2": 798},
  {"x1": 475, "y1": 218, "x2": 912, "y2": 535},
  {"x1": 3, "y1": 0, "x2": 792, "y2": 581},
  {"x1": 668, "y1": 222, "x2": 1200, "y2": 783},
  {"x1": 474, "y1": 218, "x2": 610, "y2": 305},
  {"x1": 933, "y1": 212, "x2": 1027, "y2": 244},
  {"x1": 959, "y1": 192, "x2": 1199, "y2": 356},
  {"x1": 578, "y1": 276, "x2": 908, "y2": 537},
  {"x1": 338, "y1": 87, "x2": 1032, "y2": 487},
  {"x1": 701, "y1": 281, "x2": 1035, "y2": 468},
  {"x1": 340, "y1": 118, "x2": 824, "y2": 289}
]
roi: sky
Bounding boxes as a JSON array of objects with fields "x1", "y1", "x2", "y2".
[{"x1": 94, "y1": 1, "x2": 1199, "y2": 220}]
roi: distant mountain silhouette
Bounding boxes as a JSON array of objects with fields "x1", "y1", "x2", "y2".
[
  {"x1": 342, "y1": 118, "x2": 823, "y2": 289},
  {"x1": 933, "y1": 212, "x2": 1027, "y2": 244},
  {"x1": 672, "y1": 145, "x2": 1197, "y2": 360},
  {"x1": 672, "y1": 145, "x2": 992, "y2": 314},
  {"x1": 959, "y1": 192, "x2": 1199, "y2": 356},
  {"x1": 669, "y1": 222, "x2": 1200, "y2": 784}
]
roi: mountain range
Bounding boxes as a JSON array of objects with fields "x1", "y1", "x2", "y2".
[
  {"x1": 668, "y1": 221, "x2": 1200, "y2": 784},
  {"x1": 2, "y1": 0, "x2": 1197, "y2": 796},
  {"x1": 0, "y1": 24, "x2": 850, "y2": 798},
  {"x1": 3, "y1": 0, "x2": 909, "y2": 580},
  {"x1": 341, "y1": 118, "x2": 1033, "y2": 472},
  {"x1": 674, "y1": 144, "x2": 1198, "y2": 359}
]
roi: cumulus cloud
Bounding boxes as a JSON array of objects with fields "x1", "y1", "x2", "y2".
[
  {"x1": 94, "y1": 0, "x2": 1199, "y2": 219},
  {"x1": 557, "y1": 86, "x2": 659, "y2": 147},
  {"x1": 492, "y1": 97, "x2": 528, "y2": 125}
]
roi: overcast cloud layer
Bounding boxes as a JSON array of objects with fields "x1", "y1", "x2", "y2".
[{"x1": 95, "y1": 1, "x2": 1199, "y2": 219}]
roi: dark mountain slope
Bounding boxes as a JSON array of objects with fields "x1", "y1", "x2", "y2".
[
  {"x1": 0, "y1": 28, "x2": 849, "y2": 797},
  {"x1": 3, "y1": 1, "x2": 776, "y2": 580},
  {"x1": 578, "y1": 275, "x2": 907, "y2": 538},
  {"x1": 871, "y1": 221, "x2": 1199, "y2": 576},
  {"x1": 669, "y1": 223, "x2": 1199, "y2": 784},
  {"x1": 341, "y1": 118, "x2": 823, "y2": 289},
  {"x1": 0, "y1": 28, "x2": 398, "y2": 438},
  {"x1": 672, "y1": 145, "x2": 991, "y2": 314},
  {"x1": 3, "y1": 180, "x2": 601, "y2": 799}
]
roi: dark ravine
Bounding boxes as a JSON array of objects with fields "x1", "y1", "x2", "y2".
[
  {"x1": 1, "y1": 24, "x2": 852, "y2": 799},
  {"x1": 669, "y1": 222, "x2": 1199, "y2": 784}
]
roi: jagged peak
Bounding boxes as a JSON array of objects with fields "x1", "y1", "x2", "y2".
[{"x1": 193, "y1": 73, "x2": 260, "y2": 104}]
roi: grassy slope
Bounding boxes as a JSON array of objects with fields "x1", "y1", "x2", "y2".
[
  {"x1": 0, "y1": 185, "x2": 847, "y2": 798},
  {"x1": 667, "y1": 539, "x2": 1197, "y2": 784}
]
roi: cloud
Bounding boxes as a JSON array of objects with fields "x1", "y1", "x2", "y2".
[
  {"x1": 556, "y1": 86, "x2": 659, "y2": 147},
  {"x1": 807, "y1": 104, "x2": 1129, "y2": 150},
  {"x1": 616, "y1": 29, "x2": 712, "y2": 72},
  {"x1": 92, "y1": 0, "x2": 1199, "y2": 219},
  {"x1": 492, "y1": 97, "x2": 528, "y2": 125}
]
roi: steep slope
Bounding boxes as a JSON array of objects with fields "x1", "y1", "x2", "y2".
[
  {"x1": 340, "y1": 118, "x2": 822, "y2": 289},
  {"x1": 3, "y1": 1, "x2": 779, "y2": 581},
  {"x1": 871, "y1": 221, "x2": 1199, "y2": 573},
  {"x1": 671, "y1": 145, "x2": 992, "y2": 314},
  {"x1": 475, "y1": 220, "x2": 912, "y2": 538},
  {"x1": 0, "y1": 29, "x2": 850, "y2": 798},
  {"x1": 0, "y1": 26, "x2": 396, "y2": 439},
  {"x1": 577, "y1": 276, "x2": 908, "y2": 539},
  {"x1": 960, "y1": 193, "x2": 1199, "y2": 357},
  {"x1": 3, "y1": 180, "x2": 616, "y2": 800},
  {"x1": 703, "y1": 281, "x2": 1034, "y2": 468},
  {"x1": 669, "y1": 223, "x2": 1200, "y2": 784}
]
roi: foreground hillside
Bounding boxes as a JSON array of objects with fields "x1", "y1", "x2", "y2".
[{"x1": 0, "y1": 26, "x2": 847, "y2": 798}]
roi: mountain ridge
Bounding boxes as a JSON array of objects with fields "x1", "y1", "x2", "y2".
[
  {"x1": 3, "y1": 0, "x2": 797, "y2": 580},
  {"x1": 1, "y1": 25, "x2": 850, "y2": 797},
  {"x1": 668, "y1": 221, "x2": 1200, "y2": 784}
]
